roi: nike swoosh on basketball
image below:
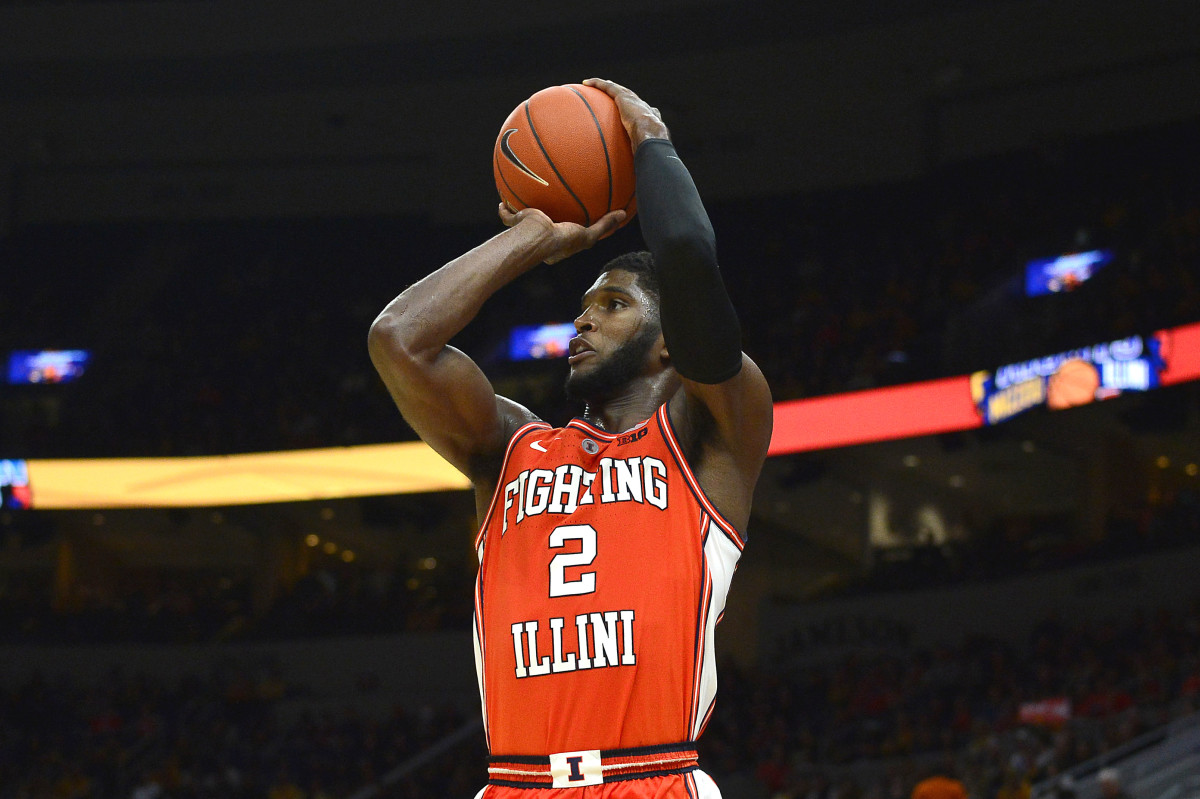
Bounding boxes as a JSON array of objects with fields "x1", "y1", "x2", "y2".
[
  {"x1": 530, "y1": 440, "x2": 548, "y2": 452},
  {"x1": 500, "y1": 129, "x2": 549, "y2": 186}
]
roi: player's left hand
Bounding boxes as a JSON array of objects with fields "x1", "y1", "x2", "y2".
[
  {"x1": 583, "y1": 78, "x2": 670, "y2": 151},
  {"x1": 499, "y1": 203, "x2": 626, "y2": 264}
]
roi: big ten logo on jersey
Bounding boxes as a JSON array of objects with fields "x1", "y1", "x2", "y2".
[
  {"x1": 499, "y1": 456, "x2": 668, "y2": 534},
  {"x1": 616, "y1": 427, "x2": 648, "y2": 446}
]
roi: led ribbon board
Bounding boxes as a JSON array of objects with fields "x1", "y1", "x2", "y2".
[
  {"x1": 17, "y1": 322, "x2": 1200, "y2": 507},
  {"x1": 768, "y1": 321, "x2": 1200, "y2": 455}
]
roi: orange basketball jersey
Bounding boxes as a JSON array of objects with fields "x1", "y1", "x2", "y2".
[{"x1": 473, "y1": 403, "x2": 745, "y2": 761}]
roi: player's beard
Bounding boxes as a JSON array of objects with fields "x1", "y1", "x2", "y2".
[{"x1": 565, "y1": 324, "x2": 660, "y2": 403}]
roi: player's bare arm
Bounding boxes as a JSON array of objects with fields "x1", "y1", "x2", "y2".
[
  {"x1": 367, "y1": 207, "x2": 625, "y2": 492},
  {"x1": 586, "y1": 77, "x2": 774, "y2": 532}
]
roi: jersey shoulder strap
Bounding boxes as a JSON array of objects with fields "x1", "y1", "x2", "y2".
[{"x1": 474, "y1": 420, "x2": 554, "y2": 550}]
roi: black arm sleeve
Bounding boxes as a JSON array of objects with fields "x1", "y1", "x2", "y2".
[{"x1": 635, "y1": 138, "x2": 743, "y2": 384}]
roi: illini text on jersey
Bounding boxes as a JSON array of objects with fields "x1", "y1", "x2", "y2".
[{"x1": 510, "y1": 610, "x2": 636, "y2": 679}]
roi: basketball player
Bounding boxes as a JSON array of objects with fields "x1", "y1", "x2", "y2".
[{"x1": 369, "y1": 78, "x2": 773, "y2": 797}]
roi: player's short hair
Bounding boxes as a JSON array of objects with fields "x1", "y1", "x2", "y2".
[{"x1": 600, "y1": 251, "x2": 659, "y2": 309}]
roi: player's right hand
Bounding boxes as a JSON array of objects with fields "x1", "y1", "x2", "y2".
[
  {"x1": 499, "y1": 203, "x2": 626, "y2": 264},
  {"x1": 582, "y1": 78, "x2": 670, "y2": 151}
]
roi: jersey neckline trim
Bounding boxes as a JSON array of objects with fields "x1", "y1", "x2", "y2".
[{"x1": 566, "y1": 415, "x2": 652, "y2": 440}]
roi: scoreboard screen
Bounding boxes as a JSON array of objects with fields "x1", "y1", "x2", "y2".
[
  {"x1": 6, "y1": 349, "x2": 90, "y2": 385},
  {"x1": 0, "y1": 459, "x2": 31, "y2": 510},
  {"x1": 508, "y1": 323, "x2": 575, "y2": 361},
  {"x1": 1024, "y1": 249, "x2": 1113, "y2": 296}
]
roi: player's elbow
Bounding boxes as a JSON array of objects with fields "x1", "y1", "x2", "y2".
[
  {"x1": 655, "y1": 225, "x2": 717, "y2": 270},
  {"x1": 367, "y1": 311, "x2": 424, "y2": 373}
]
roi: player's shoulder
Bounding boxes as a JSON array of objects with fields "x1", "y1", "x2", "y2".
[
  {"x1": 467, "y1": 396, "x2": 546, "y2": 486},
  {"x1": 496, "y1": 396, "x2": 550, "y2": 444}
]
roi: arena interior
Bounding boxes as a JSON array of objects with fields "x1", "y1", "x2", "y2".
[{"x1": 1, "y1": 1, "x2": 1199, "y2": 798}]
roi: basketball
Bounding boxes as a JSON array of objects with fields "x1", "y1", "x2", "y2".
[
  {"x1": 1046, "y1": 358, "x2": 1100, "y2": 410},
  {"x1": 493, "y1": 83, "x2": 637, "y2": 228}
]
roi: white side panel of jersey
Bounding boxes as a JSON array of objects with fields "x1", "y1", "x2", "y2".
[
  {"x1": 473, "y1": 541, "x2": 489, "y2": 747},
  {"x1": 690, "y1": 519, "x2": 742, "y2": 740},
  {"x1": 473, "y1": 619, "x2": 486, "y2": 727},
  {"x1": 690, "y1": 769, "x2": 725, "y2": 798}
]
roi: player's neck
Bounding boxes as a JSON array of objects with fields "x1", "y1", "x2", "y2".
[{"x1": 581, "y1": 373, "x2": 677, "y2": 433}]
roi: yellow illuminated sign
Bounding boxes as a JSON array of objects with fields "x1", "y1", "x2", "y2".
[{"x1": 27, "y1": 442, "x2": 470, "y2": 509}]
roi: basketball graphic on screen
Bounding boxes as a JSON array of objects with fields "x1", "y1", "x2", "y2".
[
  {"x1": 493, "y1": 84, "x2": 637, "y2": 228},
  {"x1": 1046, "y1": 358, "x2": 1100, "y2": 410}
]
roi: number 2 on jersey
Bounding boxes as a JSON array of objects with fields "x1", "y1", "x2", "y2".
[{"x1": 548, "y1": 524, "x2": 597, "y2": 597}]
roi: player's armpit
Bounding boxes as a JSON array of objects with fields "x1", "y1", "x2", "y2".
[
  {"x1": 673, "y1": 353, "x2": 773, "y2": 487},
  {"x1": 663, "y1": 354, "x2": 772, "y2": 534}
]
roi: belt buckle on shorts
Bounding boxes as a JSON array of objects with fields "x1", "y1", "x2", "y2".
[{"x1": 549, "y1": 749, "x2": 603, "y2": 788}]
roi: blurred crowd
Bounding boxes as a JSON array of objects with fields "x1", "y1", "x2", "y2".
[
  {"x1": 2, "y1": 486, "x2": 1195, "y2": 647},
  {"x1": 732, "y1": 121, "x2": 1200, "y2": 400},
  {"x1": 0, "y1": 553, "x2": 477, "y2": 646},
  {"x1": 1, "y1": 119, "x2": 1197, "y2": 458},
  {"x1": 0, "y1": 661, "x2": 485, "y2": 799},
  {"x1": 3, "y1": 596, "x2": 1197, "y2": 799},
  {"x1": 701, "y1": 597, "x2": 1200, "y2": 798}
]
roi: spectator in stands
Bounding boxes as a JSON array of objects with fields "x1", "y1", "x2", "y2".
[
  {"x1": 912, "y1": 773, "x2": 968, "y2": 799},
  {"x1": 1097, "y1": 768, "x2": 1132, "y2": 799},
  {"x1": 996, "y1": 767, "x2": 1032, "y2": 799},
  {"x1": 1052, "y1": 774, "x2": 1077, "y2": 799}
]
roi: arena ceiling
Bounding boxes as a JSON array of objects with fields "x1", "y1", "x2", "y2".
[
  {"x1": 0, "y1": 0, "x2": 1013, "y2": 97},
  {"x1": 1, "y1": 0, "x2": 1196, "y2": 225}
]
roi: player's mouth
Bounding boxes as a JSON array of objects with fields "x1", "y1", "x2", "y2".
[{"x1": 568, "y1": 337, "x2": 595, "y2": 364}]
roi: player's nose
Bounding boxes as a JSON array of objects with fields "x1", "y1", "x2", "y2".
[{"x1": 574, "y1": 310, "x2": 597, "y2": 332}]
